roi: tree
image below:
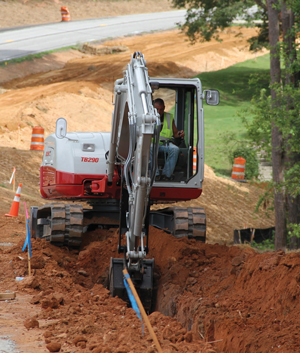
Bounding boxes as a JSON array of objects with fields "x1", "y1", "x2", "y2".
[
  {"x1": 172, "y1": 0, "x2": 300, "y2": 250},
  {"x1": 173, "y1": 0, "x2": 267, "y2": 46},
  {"x1": 267, "y1": 0, "x2": 286, "y2": 250},
  {"x1": 281, "y1": 1, "x2": 300, "y2": 249}
]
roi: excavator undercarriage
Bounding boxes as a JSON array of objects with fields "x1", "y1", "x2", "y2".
[{"x1": 30, "y1": 204, "x2": 206, "y2": 248}]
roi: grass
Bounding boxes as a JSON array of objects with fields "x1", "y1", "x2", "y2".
[
  {"x1": 197, "y1": 54, "x2": 270, "y2": 177},
  {"x1": 0, "y1": 44, "x2": 81, "y2": 66}
]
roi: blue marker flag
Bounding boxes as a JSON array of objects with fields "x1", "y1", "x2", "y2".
[
  {"x1": 123, "y1": 272, "x2": 144, "y2": 334},
  {"x1": 22, "y1": 204, "x2": 31, "y2": 258}
]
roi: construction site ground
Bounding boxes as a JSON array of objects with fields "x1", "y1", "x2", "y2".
[{"x1": 0, "y1": 1, "x2": 298, "y2": 352}]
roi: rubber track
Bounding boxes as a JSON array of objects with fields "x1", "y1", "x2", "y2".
[
  {"x1": 172, "y1": 207, "x2": 206, "y2": 242},
  {"x1": 36, "y1": 203, "x2": 83, "y2": 247},
  {"x1": 64, "y1": 204, "x2": 84, "y2": 247}
]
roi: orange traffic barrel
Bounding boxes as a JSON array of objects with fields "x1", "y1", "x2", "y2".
[
  {"x1": 30, "y1": 126, "x2": 44, "y2": 151},
  {"x1": 61, "y1": 7, "x2": 71, "y2": 22},
  {"x1": 231, "y1": 157, "x2": 246, "y2": 181},
  {"x1": 193, "y1": 147, "x2": 197, "y2": 173}
]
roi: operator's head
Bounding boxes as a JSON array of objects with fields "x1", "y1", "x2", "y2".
[{"x1": 154, "y1": 98, "x2": 165, "y2": 120}]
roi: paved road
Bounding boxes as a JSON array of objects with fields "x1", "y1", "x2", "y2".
[{"x1": 0, "y1": 10, "x2": 186, "y2": 62}]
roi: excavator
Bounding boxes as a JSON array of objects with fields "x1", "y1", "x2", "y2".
[{"x1": 30, "y1": 52, "x2": 219, "y2": 310}]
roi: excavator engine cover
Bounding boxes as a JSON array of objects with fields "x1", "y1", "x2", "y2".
[{"x1": 109, "y1": 258, "x2": 154, "y2": 312}]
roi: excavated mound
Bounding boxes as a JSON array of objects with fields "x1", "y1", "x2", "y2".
[{"x1": 1, "y1": 228, "x2": 300, "y2": 352}]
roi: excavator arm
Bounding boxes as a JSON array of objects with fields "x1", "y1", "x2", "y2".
[{"x1": 107, "y1": 52, "x2": 160, "y2": 276}]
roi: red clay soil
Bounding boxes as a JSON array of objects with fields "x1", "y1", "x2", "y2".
[
  {"x1": 0, "y1": 230, "x2": 217, "y2": 353},
  {"x1": 1, "y1": 225, "x2": 300, "y2": 353}
]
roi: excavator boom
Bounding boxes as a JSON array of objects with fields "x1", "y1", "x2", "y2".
[{"x1": 108, "y1": 52, "x2": 160, "y2": 273}]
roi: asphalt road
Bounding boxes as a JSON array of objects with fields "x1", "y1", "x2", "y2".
[{"x1": 0, "y1": 10, "x2": 186, "y2": 62}]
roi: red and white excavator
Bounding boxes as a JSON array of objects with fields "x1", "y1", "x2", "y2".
[{"x1": 30, "y1": 52, "x2": 219, "y2": 309}]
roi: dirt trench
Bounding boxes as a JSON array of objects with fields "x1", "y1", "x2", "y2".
[{"x1": 1, "y1": 225, "x2": 300, "y2": 353}]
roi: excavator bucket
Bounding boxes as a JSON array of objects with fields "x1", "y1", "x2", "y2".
[{"x1": 109, "y1": 258, "x2": 155, "y2": 312}]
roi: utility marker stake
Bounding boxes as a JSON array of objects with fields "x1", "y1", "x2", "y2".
[
  {"x1": 9, "y1": 167, "x2": 16, "y2": 192},
  {"x1": 123, "y1": 268, "x2": 163, "y2": 353},
  {"x1": 22, "y1": 202, "x2": 31, "y2": 276},
  {"x1": 13, "y1": 171, "x2": 15, "y2": 193}
]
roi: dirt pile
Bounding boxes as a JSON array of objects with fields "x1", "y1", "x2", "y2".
[
  {"x1": 1, "y1": 234, "x2": 217, "y2": 353},
  {"x1": 153, "y1": 235, "x2": 300, "y2": 352},
  {"x1": 1, "y1": 227, "x2": 300, "y2": 352}
]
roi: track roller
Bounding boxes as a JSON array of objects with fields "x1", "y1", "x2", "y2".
[
  {"x1": 149, "y1": 206, "x2": 206, "y2": 242},
  {"x1": 31, "y1": 203, "x2": 83, "y2": 247},
  {"x1": 173, "y1": 207, "x2": 206, "y2": 242}
]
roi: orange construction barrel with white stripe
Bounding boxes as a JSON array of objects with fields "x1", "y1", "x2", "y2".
[
  {"x1": 61, "y1": 7, "x2": 71, "y2": 22},
  {"x1": 30, "y1": 126, "x2": 44, "y2": 151},
  {"x1": 231, "y1": 157, "x2": 246, "y2": 181},
  {"x1": 193, "y1": 147, "x2": 197, "y2": 174}
]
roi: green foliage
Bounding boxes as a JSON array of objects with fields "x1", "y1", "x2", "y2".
[
  {"x1": 172, "y1": 0, "x2": 266, "y2": 50},
  {"x1": 231, "y1": 144, "x2": 259, "y2": 180},
  {"x1": 243, "y1": 78, "x2": 300, "y2": 197},
  {"x1": 254, "y1": 182, "x2": 274, "y2": 214},
  {"x1": 288, "y1": 223, "x2": 300, "y2": 239},
  {"x1": 247, "y1": 10, "x2": 269, "y2": 52},
  {"x1": 221, "y1": 130, "x2": 259, "y2": 180},
  {"x1": 251, "y1": 232, "x2": 275, "y2": 251}
]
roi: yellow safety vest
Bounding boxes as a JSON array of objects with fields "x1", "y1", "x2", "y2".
[{"x1": 160, "y1": 113, "x2": 173, "y2": 145}]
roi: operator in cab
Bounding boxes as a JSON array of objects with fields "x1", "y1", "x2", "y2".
[{"x1": 153, "y1": 98, "x2": 185, "y2": 181}]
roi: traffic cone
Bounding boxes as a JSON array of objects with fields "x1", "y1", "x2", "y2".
[{"x1": 5, "y1": 183, "x2": 22, "y2": 217}]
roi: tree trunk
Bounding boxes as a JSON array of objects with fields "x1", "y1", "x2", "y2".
[
  {"x1": 267, "y1": 0, "x2": 286, "y2": 250},
  {"x1": 282, "y1": 3, "x2": 296, "y2": 86},
  {"x1": 282, "y1": 3, "x2": 300, "y2": 249}
]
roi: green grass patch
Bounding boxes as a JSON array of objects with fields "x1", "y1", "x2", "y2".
[
  {"x1": 197, "y1": 54, "x2": 270, "y2": 177},
  {"x1": 0, "y1": 44, "x2": 81, "y2": 66}
]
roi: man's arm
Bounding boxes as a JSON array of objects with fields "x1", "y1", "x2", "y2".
[{"x1": 172, "y1": 120, "x2": 185, "y2": 139}]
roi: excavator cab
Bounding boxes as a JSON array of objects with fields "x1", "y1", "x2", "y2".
[
  {"x1": 151, "y1": 80, "x2": 200, "y2": 183},
  {"x1": 149, "y1": 78, "x2": 219, "y2": 203}
]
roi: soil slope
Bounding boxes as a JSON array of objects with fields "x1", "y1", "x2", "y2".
[{"x1": 0, "y1": 27, "x2": 272, "y2": 242}]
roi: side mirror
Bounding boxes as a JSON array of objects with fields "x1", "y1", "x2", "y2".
[
  {"x1": 205, "y1": 89, "x2": 219, "y2": 106},
  {"x1": 55, "y1": 118, "x2": 67, "y2": 139},
  {"x1": 150, "y1": 81, "x2": 160, "y2": 91}
]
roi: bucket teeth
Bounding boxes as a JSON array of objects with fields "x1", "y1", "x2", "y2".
[{"x1": 109, "y1": 258, "x2": 154, "y2": 313}]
